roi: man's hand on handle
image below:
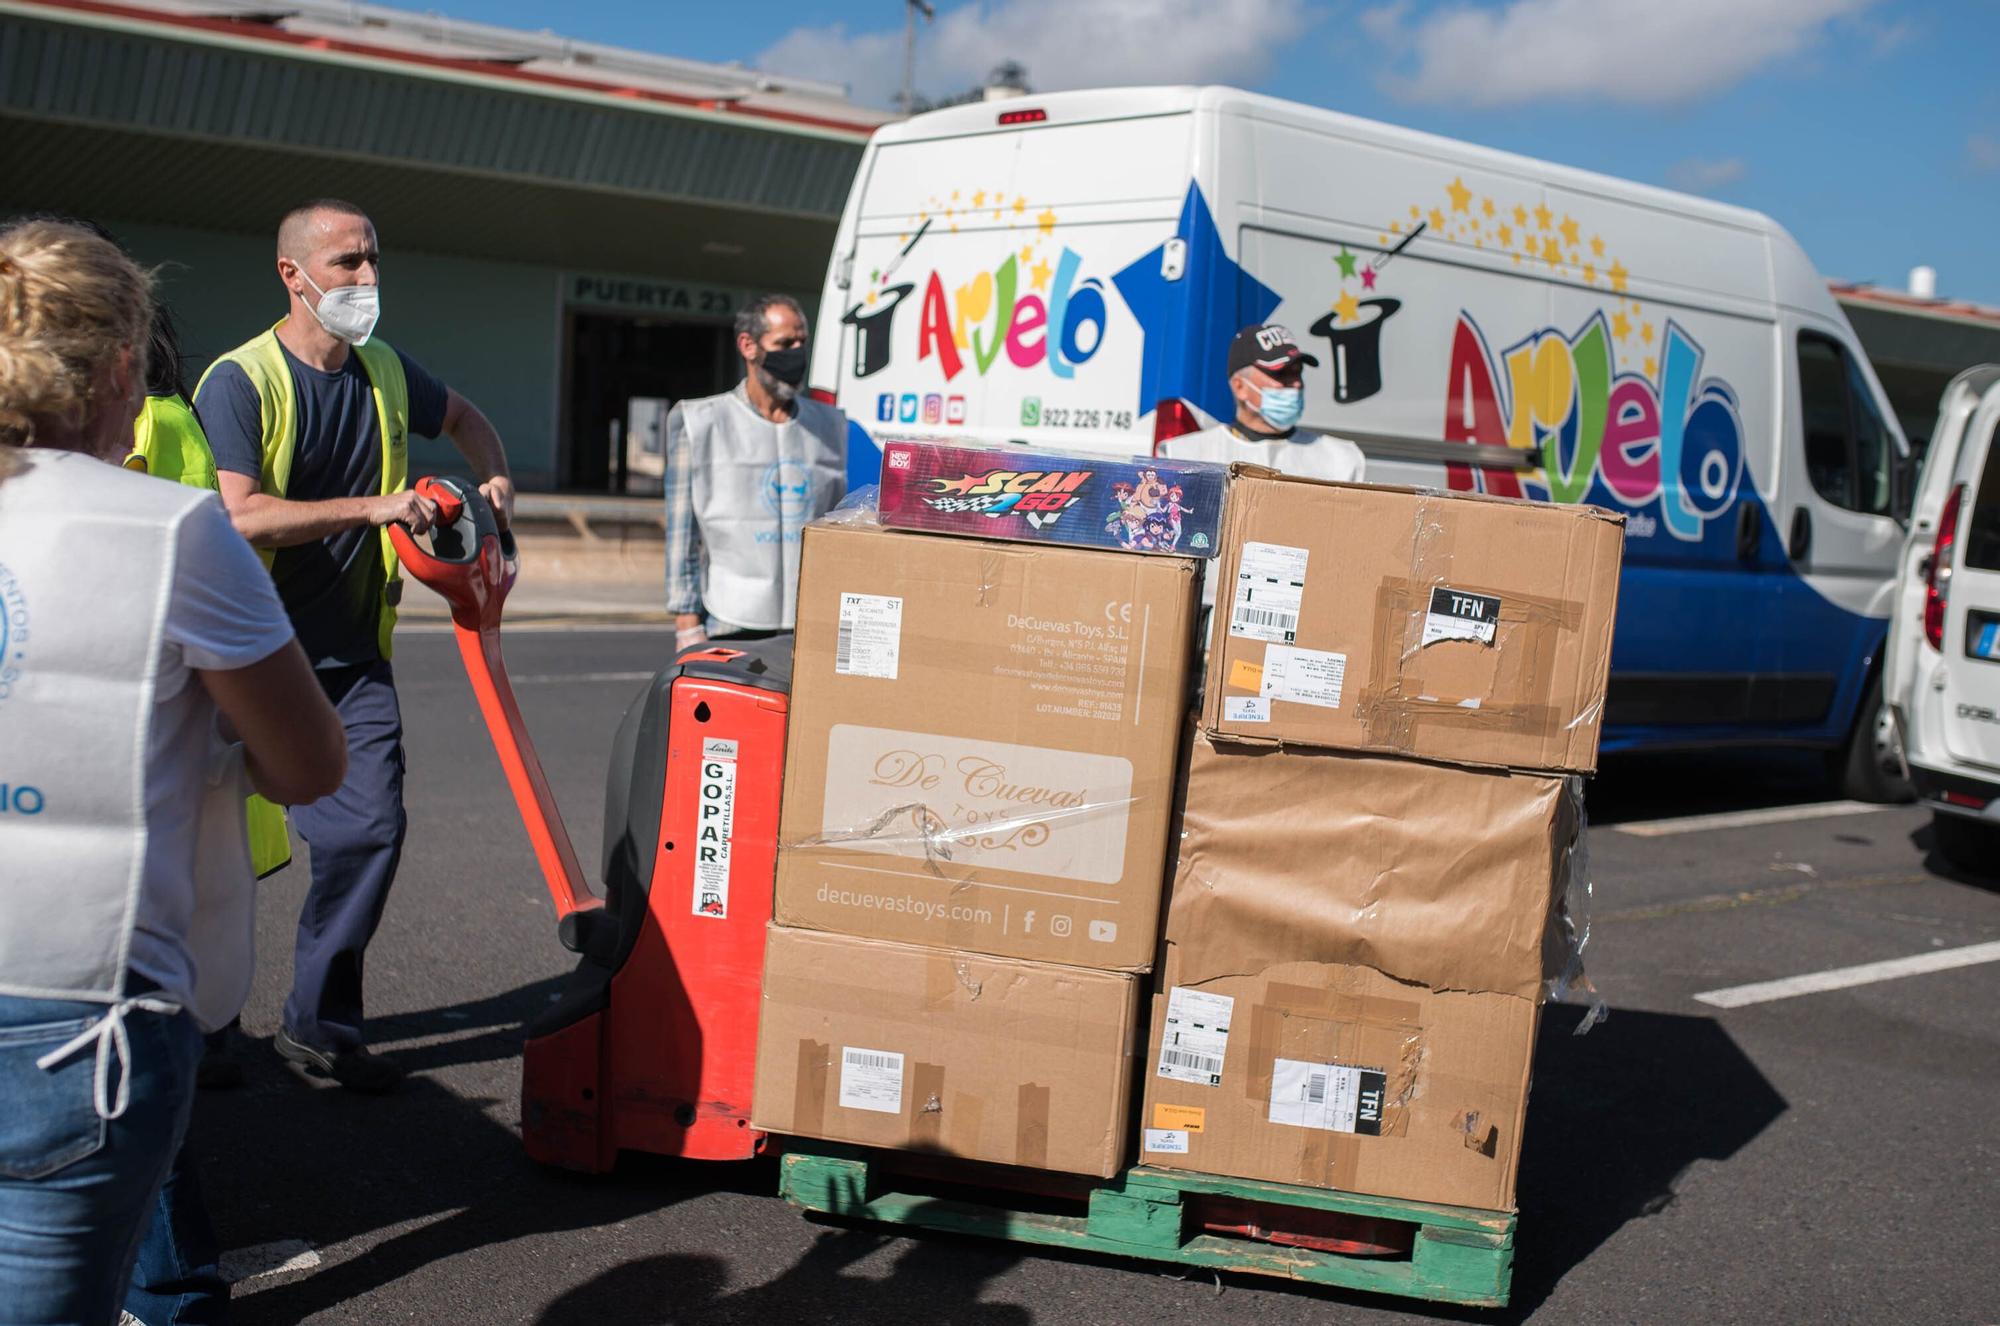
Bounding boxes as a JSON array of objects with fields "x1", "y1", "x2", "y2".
[
  {"x1": 371, "y1": 488, "x2": 440, "y2": 535},
  {"x1": 479, "y1": 475, "x2": 515, "y2": 530},
  {"x1": 675, "y1": 613, "x2": 707, "y2": 653}
]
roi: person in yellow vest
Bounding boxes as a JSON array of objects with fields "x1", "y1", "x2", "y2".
[{"x1": 196, "y1": 198, "x2": 515, "y2": 1093}]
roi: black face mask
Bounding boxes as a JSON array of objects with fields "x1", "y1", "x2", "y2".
[{"x1": 759, "y1": 345, "x2": 809, "y2": 389}]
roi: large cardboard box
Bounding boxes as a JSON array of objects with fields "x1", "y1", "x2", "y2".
[
  {"x1": 1203, "y1": 471, "x2": 1623, "y2": 773},
  {"x1": 1138, "y1": 733, "x2": 1577, "y2": 1211},
  {"x1": 752, "y1": 926, "x2": 1139, "y2": 1177},
  {"x1": 775, "y1": 519, "x2": 1199, "y2": 970}
]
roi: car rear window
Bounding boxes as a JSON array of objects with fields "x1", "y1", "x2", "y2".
[{"x1": 1963, "y1": 420, "x2": 2000, "y2": 571}]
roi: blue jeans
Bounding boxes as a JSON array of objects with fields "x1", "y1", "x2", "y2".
[
  {"x1": 286, "y1": 660, "x2": 407, "y2": 1051},
  {"x1": 0, "y1": 984, "x2": 202, "y2": 1325},
  {"x1": 123, "y1": 1140, "x2": 226, "y2": 1325}
]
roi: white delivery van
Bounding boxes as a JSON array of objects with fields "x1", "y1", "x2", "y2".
[
  {"x1": 1882, "y1": 367, "x2": 2000, "y2": 866},
  {"x1": 809, "y1": 87, "x2": 1911, "y2": 792}
]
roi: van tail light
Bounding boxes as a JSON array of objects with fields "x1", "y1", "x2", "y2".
[
  {"x1": 1152, "y1": 398, "x2": 1201, "y2": 453},
  {"x1": 1924, "y1": 483, "x2": 1966, "y2": 651},
  {"x1": 1942, "y1": 789, "x2": 1989, "y2": 810},
  {"x1": 806, "y1": 387, "x2": 837, "y2": 406}
]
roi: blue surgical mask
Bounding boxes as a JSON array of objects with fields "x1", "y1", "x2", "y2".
[{"x1": 1256, "y1": 385, "x2": 1304, "y2": 429}]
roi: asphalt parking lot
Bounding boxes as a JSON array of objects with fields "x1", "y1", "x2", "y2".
[{"x1": 195, "y1": 625, "x2": 2000, "y2": 1324}]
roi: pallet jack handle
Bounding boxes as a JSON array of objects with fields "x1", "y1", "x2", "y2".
[{"x1": 390, "y1": 477, "x2": 606, "y2": 952}]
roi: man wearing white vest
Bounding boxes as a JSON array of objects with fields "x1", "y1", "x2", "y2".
[
  {"x1": 196, "y1": 198, "x2": 515, "y2": 1093},
  {"x1": 665, "y1": 294, "x2": 847, "y2": 649}
]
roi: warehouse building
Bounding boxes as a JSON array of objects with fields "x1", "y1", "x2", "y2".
[
  {"x1": 0, "y1": 0, "x2": 891, "y2": 490},
  {"x1": 6, "y1": 0, "x2": 1997, "y2": 491}
]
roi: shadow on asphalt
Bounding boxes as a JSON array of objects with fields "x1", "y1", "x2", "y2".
[
  {"x1": 1584, "y1": 749, "x2": 1840, "y2": 826},
  {"x1": 535, "y1": 1224, "x2": 1030, "y2": 1325}
]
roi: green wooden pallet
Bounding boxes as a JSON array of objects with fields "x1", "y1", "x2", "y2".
[{"x1": 777, "y1": 1144, "x2": 1515, "y2": 1308}]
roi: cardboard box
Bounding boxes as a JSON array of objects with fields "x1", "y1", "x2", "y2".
[
  {"x1": 751, "y1": 926, "x2": 1139, "y2": 1177},
  {"x1": 877, "y1": 438, "x2": 1227, "y2": 558},
  {"x1": 1203, "y1": 471, "x2": 1623, "y2": 773},
  {"x1": 1137, "y1": 733, "x2": 1577, "y2": 1210},
  {"x1": 775, "y1": 519, "x2": 1199, "y2": 970}
]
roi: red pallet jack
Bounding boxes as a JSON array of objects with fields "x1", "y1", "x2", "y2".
[{"x1": 390, "y1": 477, "x2": 789, "y2": 1171}]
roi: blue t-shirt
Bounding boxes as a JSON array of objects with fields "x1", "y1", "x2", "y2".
[{"x1": 197, "y1": 340, "x2": 448, "y2": 668}]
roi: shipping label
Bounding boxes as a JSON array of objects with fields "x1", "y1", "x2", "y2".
[
  {"x1": 1143, "y1": 1128, "x2": 1191, "y2": 1155},
  {"x1": 1230, "y1": 542, "x2": 1308, "y2": 643},
  {"x1": 821, "y1": 725, "x2": 1134, "y2": 884},
  {"x1": 836, "y1": 593, "x2": 903, "y2": 679},
  {"x1": 1155, "y1": 986, "x2": 1234, "y2": 1086},
  {"x1": 1260, "y1": 644, "x2": 1346, "y2": 709},
  {"x1": 692, "y1": 737, "x2": 737, "y2": 918},
  {"x1": 1224, "y1": 696, "x2": 1271, "y2": 723},
  {"x1": 1267, "y1": 1058, "x2": 1387, "y2": 1135},
  {"x1": 838, "y1": 1046, "x2": 905, "y2": 1114},
  {"x1": 1421, "y1": 587, "x2": 1502, "y2": 648}
]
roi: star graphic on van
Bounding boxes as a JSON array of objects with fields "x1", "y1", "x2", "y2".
[
  {"x1": 1608, "y1": 260, "x2": 1630, "y2": 292},
  {"x1": 1534, "y1": 202, "x2": 1554, "y2": 231},
  {"x1": 1037, "y1": 209, "x2": 1057, "y2": 235},
  {"x1": 1447, "y1": 176, "x2": 1473, "y2": 212},
  {"x1": 1559, "y1": 215, "x2": 1581, "y2": 247},
  {"x1": 1113, "y1": 182, "x2": 1280, "y2": 423},
  {"x1": 1334, "y1": 246, "x2": 1359, "y2": 279},
  {"x1": 1333, "y1": 289, "x2": 1362, "y2": 325}
]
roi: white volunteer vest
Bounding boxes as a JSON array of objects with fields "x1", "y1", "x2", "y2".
[
  {"x1": 0, "y1": 451, "x2": 250, "y2": 1112},
  {"x1": 677, "y1": 385, "x2": 846, "y2": 631}
]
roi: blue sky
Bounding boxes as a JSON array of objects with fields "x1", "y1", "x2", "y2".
[{"x1": 441, "y1": 0, "x2": 2000, "y2": 305}]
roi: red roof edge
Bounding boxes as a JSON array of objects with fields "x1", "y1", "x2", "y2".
[
  {"x1": 1832, "y1": 280, "x2": 2000, "y2": 329},
  {"x1": 18, "y1": 0, "x2": 882, "y2": 140}
]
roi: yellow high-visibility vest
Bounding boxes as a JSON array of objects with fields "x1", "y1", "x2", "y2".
[
  {"x1": 196, "y1": 324, "x2": 410, "y2": 660},
  {"x1": 128, "y1": 391, "x2": 295, "y2": 878}
]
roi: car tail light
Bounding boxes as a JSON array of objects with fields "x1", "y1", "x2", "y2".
[
  {"x1": 1151, "y1": 398, "x2": 1201, "y2": 453},
  {"x1": 806, "y1": 386, "x2": 837, "y2": 406},
  {"x1": 1942, "y1": 789, "x2": 1989, "y2": 810},
  {"x1": 997, "y1": 108, "x2": 1047, "y2": 126},
  {"x1": 1924, "y1": 483, "x2": 1966, "y2": 650}
]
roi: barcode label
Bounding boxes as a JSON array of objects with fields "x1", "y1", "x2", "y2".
[
  {"x1": 1230, "y1": 542, "x2": 1308, "y2": 644},
  {"x1": 1268, "y1": 1058, "x2": 1387, "y2": 1135},
  {"x1": 834, "y1": 593, "x2": 902, "y2": 679},
  {"x1": 838, "y1": 1045, "x2": 905, "y2": 1113},
  {"x1": 1156, "y1": 986, "x2": 1234, "y2": 1086}
]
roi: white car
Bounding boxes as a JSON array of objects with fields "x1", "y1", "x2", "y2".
[{"x1": 1883, "y1": 365, "x2": 2000, "y2": 868}]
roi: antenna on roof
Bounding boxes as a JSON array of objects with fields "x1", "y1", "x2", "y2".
[{"x1": 900, "y1": 0, "x2": 935, "y2": 115}]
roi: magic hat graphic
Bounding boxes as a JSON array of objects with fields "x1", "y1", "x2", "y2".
[
  {"x1": 1309, "y1": 299, "x2": 1401, "y2": 404},
  {"x1": 839, "y1": 217, "x2": 929, "y2": 379},
  {"x1": 1307, "y1": 223, "x2": 1421, "y2": 405}
]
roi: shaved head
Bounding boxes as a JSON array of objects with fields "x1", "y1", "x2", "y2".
[{"x1": 277, "y1": 199, "x2": 371, "y2": 262}]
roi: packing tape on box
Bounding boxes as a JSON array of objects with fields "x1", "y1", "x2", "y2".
[
  {"x1": 793, "y1": 1038, "x2": 830, "y2": 1134},
  {"x1": 1545, "y1": 775, "x2": 1608, "y2": 1033},
  {"x1": 910, "y1": 1060, "x2": 947, "y2": 1146},
  {"x1": 1015, "y1": 1083, "x2": 1051, "y2": 1169},
  {"x1": 765, "y1": 971, "x2": 1130, "y2": 1053}
]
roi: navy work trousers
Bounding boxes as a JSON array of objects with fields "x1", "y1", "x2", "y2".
[{"x1": 283, "y1": 660, "x2": 407, "y2": 1052}]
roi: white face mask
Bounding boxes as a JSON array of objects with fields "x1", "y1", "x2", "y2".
[{"x1": 299, "y1": 268, "x2": 381, "y2": 346}]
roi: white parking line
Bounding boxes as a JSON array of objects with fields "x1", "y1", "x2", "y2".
[
  {"x1": 1614, "y1": 800, "x2": 1890, "y2": 837},
  {"x1": 1694, "y1": 940, "x2": 2000, "y2": 1008},
  {"x1": 219, "y1": 1239, "x2": 320, "y2": 1284}
]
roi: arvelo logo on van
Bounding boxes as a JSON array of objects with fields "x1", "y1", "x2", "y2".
[
  {"x1": 1443, "y1": 310, "x2": 1744, "y2": 541},
  {"x1": 0, "y1": 559, "x2": 27, "y2": 710}
]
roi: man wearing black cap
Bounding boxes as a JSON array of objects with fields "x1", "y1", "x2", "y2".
[{"x1": 1160, "y1": 323, "x2": 1365, "y2": 482}]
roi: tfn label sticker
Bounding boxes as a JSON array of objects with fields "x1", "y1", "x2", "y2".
[
  {"x1": 1230, "y1": 541, "x2": 1308, "y2": 643},
  {"x1": 835, "y1": 593, "x2": 903, "y2": 679},
  {"x1": 1421, "y1": 587, "x2": 1502, "y2": 648},
  {"x1": 837, "y1": 1046, "x2": 905, "y2": 1114},
  {"x1": 1152, "y1": 1102, "x2": 1206, "y2": 1133},
  {"x1": 1156, "y1": 986, "x2": 1233, "y2": 1086},
  {"x1": 1224, "y1": 696, "x2": 1271, "y2": 723},
  {"x1": 1260, "y1": 644, "x2": 1346, "y2": 709},
  {"x1": 1267, "y1": 1058, "x2": 1387, "y2": 1135},
  {"x1": 1143, "y1": 1128, "x2": 1190, "y2": 1155},
  {"x1": 692, "y1": 737, "x2": 737, "y2": 918}
]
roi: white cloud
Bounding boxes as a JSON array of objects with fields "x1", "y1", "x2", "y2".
[
  {"x1": 757, "y1": 0, "x2": 1314, "y2": 110},
  {"x1": 1366, "y1": 0, "x2": 1877, "y2": 108},
  {"x1": 1969, "y1": 133, "x2": 2000, "y2": 174},
  {"x1": 1666, "y1": 156, "x2": 1747, "y2": 193}
]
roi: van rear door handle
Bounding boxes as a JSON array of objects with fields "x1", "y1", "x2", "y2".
[{"x1": 1788, "y1": 507, "x2": 1812, "y2": 564}]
